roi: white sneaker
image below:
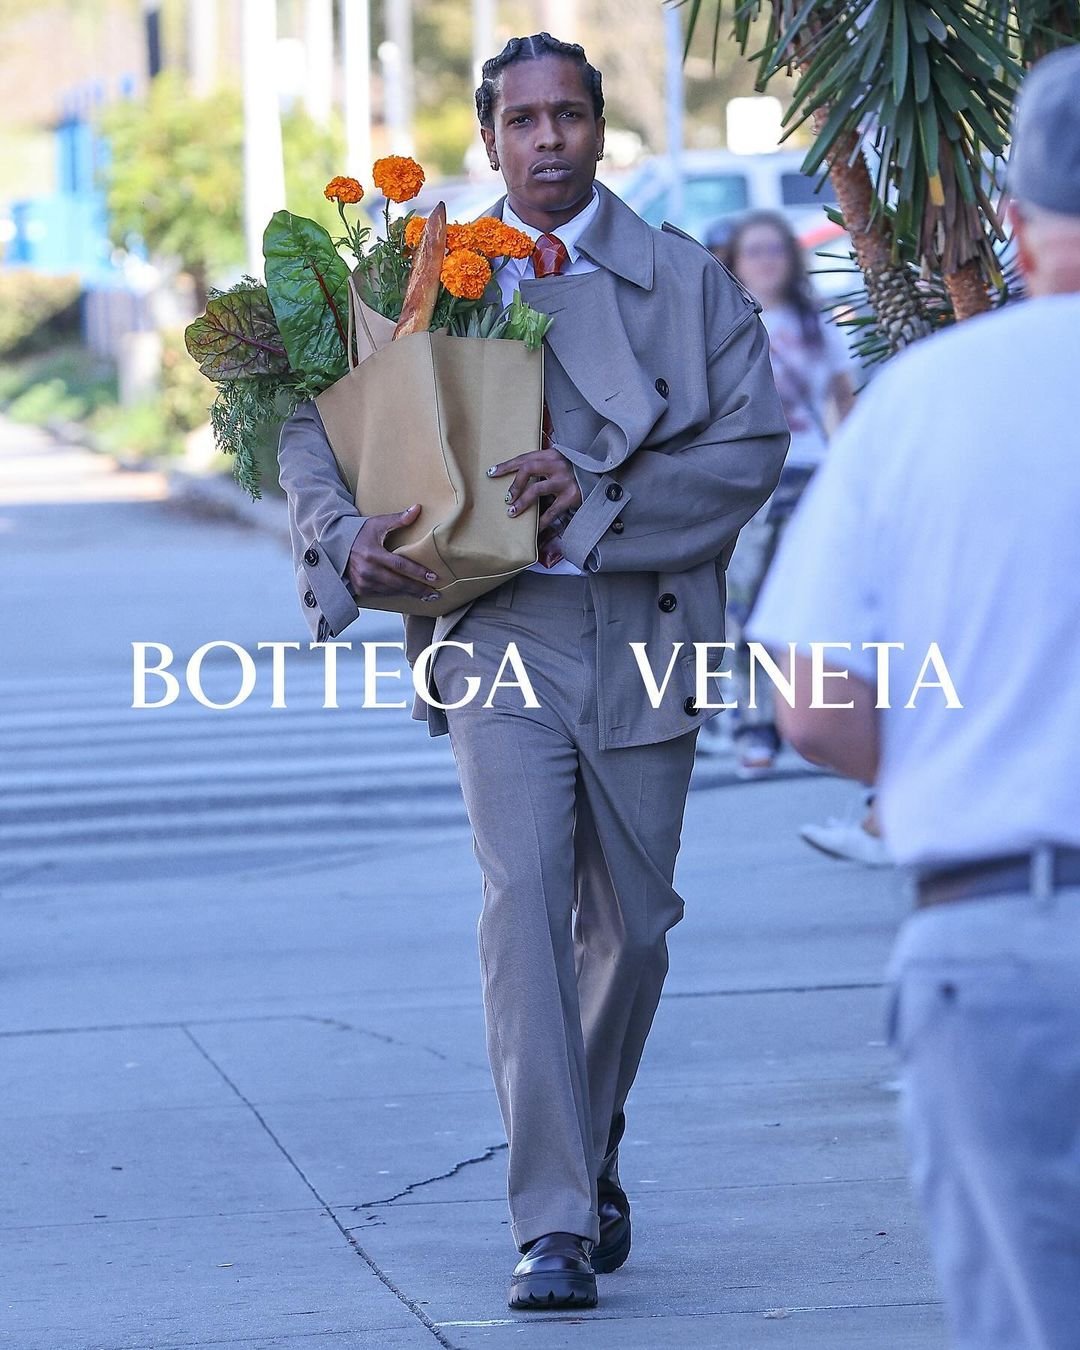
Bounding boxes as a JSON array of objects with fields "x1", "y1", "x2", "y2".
[
  {"x1": 799, "y1": 819, "x2": 893, "y2": 868},
  {"x1": 735, "y1": 731, "x2": 777, "y2": 780}
]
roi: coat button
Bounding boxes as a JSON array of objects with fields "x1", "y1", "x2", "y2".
[
  {"x1": 303, "y1": 589, "x2": 317, "y2": 607},
  {"x1": 658, "y1": 592, "x2": 677, "y2": 612},
  {"x1": 655, "y1": 377, "x2": 669, "y2": 398},
  {"x1": 605, "y1": 482, "x2": 623, "y2": 501},
  {"x1": 683, "y1": 695, "x2": 699, "y2": 716},
  {"x1": 304, "y1": 547, "x2": 319, "y2": 566},
  {"x1": 611, "y1": 517, "x2": 624, "y2": 534}
]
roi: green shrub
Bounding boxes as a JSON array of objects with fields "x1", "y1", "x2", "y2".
[
  {"x1": 89, "y1": 400, "x2": 175, "y2": 459},
  {"x1": 0, "y1": 273, "x2": 82, "y2": 358},
  {"x1": 161, "y1": 327, "x2": 214, "y2": 437},
  {"x1": 0, "y1": 345, "x2": 117, "y2": 424}
]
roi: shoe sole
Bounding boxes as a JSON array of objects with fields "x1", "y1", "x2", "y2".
[
  {"x1": 508, "y1": 1272, "x2": 598, "y2": 1309},
  {"x1": 591, "y1": 1219, "x2": 631, "y2": 1274}
]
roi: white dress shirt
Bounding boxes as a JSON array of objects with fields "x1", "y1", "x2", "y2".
[
  {"x1": 747, "y1": 293, "x2": 1080, "y2": 867},
  {"x1": 497, "y1": 188, "x2": 602, "y2": 576}
]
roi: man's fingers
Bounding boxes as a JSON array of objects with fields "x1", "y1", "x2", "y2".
[
  {"x1": 505, "y1": 465, "x2": 541, "y2": 506},
  {"x1": 512, "y1": 473, "x2": 575, "y2": 516},
  {"x1": 486, "y1": 453, "x2": 535, "y2": 478},
  {"x1": 384, "y1": 551, "x2": 440, "y2": 589},
  {"x1": 352, "y1": 559, "x2": 439, "y2": 601},
  {"x1": 537, "y1": 500, "x2": 571, "y2": 533}
]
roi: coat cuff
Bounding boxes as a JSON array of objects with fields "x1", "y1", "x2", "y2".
[
  {"x1": 301, "y1": 513, "x2": 366, "y2": 637},
  {"x1": 558, "y1": 470, "x2": 629, "y2": 571}
]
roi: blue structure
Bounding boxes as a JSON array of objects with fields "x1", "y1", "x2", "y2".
[{"x1": 4, "y1": 80, "x2": 129, "y2": 283}]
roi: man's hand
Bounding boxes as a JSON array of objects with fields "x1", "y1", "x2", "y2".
[
  {"x1": 488, "y1": 448, "x2": 583, "y2": 568},
  {"x1": 344, "y1": 504, "x2": 441, "y2": 602}
]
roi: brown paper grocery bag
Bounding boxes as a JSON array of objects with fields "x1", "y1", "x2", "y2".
[{"x1": 314, "y1": 281, "x2": 542, "y2": 618}]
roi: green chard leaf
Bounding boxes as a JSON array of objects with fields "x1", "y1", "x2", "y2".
[
  {"x1": 263, "y1": 210, "x2": 351, "y2": 384},
  {"x1": 184, "y1": 282, "x2": 290, "y2": 381}
]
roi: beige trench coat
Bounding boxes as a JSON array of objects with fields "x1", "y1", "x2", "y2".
[{"x1": 277, "y1": 181, "x2": 789, "y2": 749}]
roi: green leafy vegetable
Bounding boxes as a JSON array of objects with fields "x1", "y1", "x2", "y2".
[
  {"x1": 184, "y1": 279, "x2": 290, "y2": 380},
  {"x1": 263, "y1": 210, "x2": 351, "y2": 383}
]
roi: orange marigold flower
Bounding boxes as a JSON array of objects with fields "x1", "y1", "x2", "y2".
[
  {"x1": 471, "y1": 217, "x2": 533, "y2": 259},
  {"x1": 324, "y1": 175, "x2": 364, "y2": 204},
  {"x1": 440, "y1": 248, "x2": 493, "y2": 301},
  {"x1": 403, "y1": 215, "x2": 428, "y2": 250},
  {"x1": 372, "y1": 155, "x2": 426, "y2": 204},
  {"x1": 446, "y1": 222, "x2": 478, "y2": 252}
]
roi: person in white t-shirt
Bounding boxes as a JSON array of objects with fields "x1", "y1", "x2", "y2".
[
  {"x1": 747, "y1": 47, "x2": 1080, "y2": 1350},
  {"x1": 703, "y1": 211, "x2": 855, "y2": 777}
]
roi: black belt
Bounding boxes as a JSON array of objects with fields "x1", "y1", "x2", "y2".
[{"x1": 915, "y1": 846, "x2": 1080, "y2": 909}]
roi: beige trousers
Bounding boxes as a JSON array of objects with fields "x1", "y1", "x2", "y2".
[{"x1": 431, "y1": 571, "x2": 698, "y2": 1249}]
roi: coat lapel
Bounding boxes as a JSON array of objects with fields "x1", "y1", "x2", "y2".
[{"x1": 474, "y1": 182, "x2": 667, "y2": 471}]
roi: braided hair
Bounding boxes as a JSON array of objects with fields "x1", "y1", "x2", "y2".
[{"x1": 475, "y1": 32, "x2": 604, "y2": 129}]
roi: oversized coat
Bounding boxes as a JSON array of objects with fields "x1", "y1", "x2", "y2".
[{"x1": 277, "y1": 180, "x2": 790, "y2": 749}]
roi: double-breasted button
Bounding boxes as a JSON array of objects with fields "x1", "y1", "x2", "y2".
[
  {"x1": 605, "y1": 482, "x2": 623, "y2": 502},
  {"x1": 303, "y1": 589, "x2": 317, "y2": 608},
  {"x1": 683, "y1": 695, "x2": 699, "y2": 716},
  {"x1": 304, "y1": 546, "x2": 319, "y2": 566},
  {"x1": 610, "y1": 517, "x2": 624, "y2": 534},
  {"x1": 655, "y1": 377, "x2": 669, "y2": 398},
  {"x1": 658, "y1": 592, "x2": 677, "y2": 612}
]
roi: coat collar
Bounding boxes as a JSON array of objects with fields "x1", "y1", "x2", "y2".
[{"x1": 478, "y1": 179, "x2": 655, "y2": 290}]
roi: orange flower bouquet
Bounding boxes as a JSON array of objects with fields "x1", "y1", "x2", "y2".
[{"x1": 185, "y1": 156, "x2": 552, "y2": 499}]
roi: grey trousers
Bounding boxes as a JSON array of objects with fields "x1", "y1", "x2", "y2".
[
  {"x1": 432, "y1": 572, "x2": 698, "y2": 1249},
  {"x1": 886, "y1": 885, "x2": 1080, "y2": 1349}
]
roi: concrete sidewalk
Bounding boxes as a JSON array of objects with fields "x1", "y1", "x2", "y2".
[
  {"x1": 0, "y1": 415, "x2": 946, "y2": 1348},
  {"x1": 0, "y1": 774, "x2": 945, "y2": 1350}
]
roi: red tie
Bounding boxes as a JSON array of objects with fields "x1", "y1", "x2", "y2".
[
  {"x1": 531, "y1": 232, "x2": 570, "y2": 279},
  {"x1": 530, "y1": 234, "x2": 569, "y2": 447}
]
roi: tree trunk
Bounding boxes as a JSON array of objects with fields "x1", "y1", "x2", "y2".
[
  {"x1": 821, "y1": 127, "x2": 935, "y2": 351},
  {"x1": 943, "y1": 259, "x2": 992, "y2": 321}
]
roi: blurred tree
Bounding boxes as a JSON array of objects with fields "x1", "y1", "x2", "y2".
[
  {"x1": 683, "y1": 0, "x2": 1080, "y2": 349},
  {"x1": 98, "y1": 70, "x2": 344, "y2": 300}
]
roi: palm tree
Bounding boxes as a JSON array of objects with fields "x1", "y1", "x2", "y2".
[{"x1": 680, "y1": 0, "x2": 1079, "y2": 349}]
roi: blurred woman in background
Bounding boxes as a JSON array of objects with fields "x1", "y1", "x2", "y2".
[{"x1": 711, "y1": 209, "x2": 855, "y2": 777}]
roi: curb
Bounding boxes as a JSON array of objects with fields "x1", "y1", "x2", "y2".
[{"x1": 165, "y1": 467, "x2": 291, "y2": 548}]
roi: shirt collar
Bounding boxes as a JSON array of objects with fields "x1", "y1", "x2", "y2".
[
  {"x1": 501, "y1": 186, "x2": 601, "y2": 265},
  {"x1": 480, "y1": 181, "x2": 655, "y2": 289}
]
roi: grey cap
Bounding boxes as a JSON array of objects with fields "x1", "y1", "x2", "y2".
[{"x1": 1009, "y1": 45, "x2": 1080, "y2": 216}]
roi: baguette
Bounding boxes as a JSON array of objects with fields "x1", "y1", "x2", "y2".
[{"x1": 393, "y1": 202, "x2": 447, "y2": 339}]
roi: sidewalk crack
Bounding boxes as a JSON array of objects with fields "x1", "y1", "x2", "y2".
[
  {"x1": 181, "y1": 1025, "x2": 463, "y2": 1350},
  {"x1": 350, "y1": 1142, "x2": 508, "y2": 1212}
]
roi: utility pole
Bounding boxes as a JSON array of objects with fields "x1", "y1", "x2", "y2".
[
  {"x1": 472, "y1": 0, "x2": 495, "y2": 87},
  {"x1": 242, "y1": 0, "x2": 287, "y2": 275},
  {"x1": 188, "y1": 0, "x2": 218, "y2": 96},
  {"x1": 664, "y1": 3, "x2": 686, "y2": 224},
  {"x1": 384, "y1": 0, "x2": 415, "y2": 154},
  {"x1": 540, "y1": 0, "x2": 577, "y2": 37},
  {"x1": 303, "y1": 0, "x2": 334, "y2": 125},
  {"x1": 342, "y1": 0, "x2": 373, "y2": 177}
]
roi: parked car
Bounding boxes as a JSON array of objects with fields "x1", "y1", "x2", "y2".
[{"x1": 613, "y1": 149, "x2": 857, "y2": 297}]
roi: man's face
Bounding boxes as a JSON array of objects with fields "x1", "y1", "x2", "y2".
[{"x1": 481, "y1": 55, "x2": 605, "y2": 230}]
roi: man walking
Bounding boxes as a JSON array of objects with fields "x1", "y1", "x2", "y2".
[
  {"x1": 278, "y1": 33, "x2": 787, "y2": 1310},
  {"x1": 747, "y1": 48, "x2": 1080, "y2": 1349}
]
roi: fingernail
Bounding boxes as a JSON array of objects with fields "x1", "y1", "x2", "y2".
[
  {"x1": 426, "y1": 571, "x2": 438, "y2": 582},
  {"x1": 504, "y1": 490, "x2": 513, "y2": 503},
  {"x1": 487, "y1": 466, "x2": 498, "y2": 476},
  {"x1": 507, "y1": 506, "x2": 516, "y2": 516},
  {"x1": 423, "y1": 592, "x2": 439, "y2": 602}
]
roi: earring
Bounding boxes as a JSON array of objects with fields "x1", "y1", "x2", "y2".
[
  {"x1": 597, "y1": 150, "x2": 605, "y2": 160},
  {"x1": 490, "y1": 160, "x2": 499, "y2": 170}
]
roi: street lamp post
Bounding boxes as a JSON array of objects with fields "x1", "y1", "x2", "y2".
[
  {"x1": 342, "y1": 0, "x2": 373, "y2": 177},
  {"x1": 664, "y1": 4, "x2": 686, "y2": 225},
  {"x1": 303, "y1": 0, "x2": 334, "y2": 125},
  {"x1": 241, "y1": 0, "x2": 287, "y2": 276}
]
